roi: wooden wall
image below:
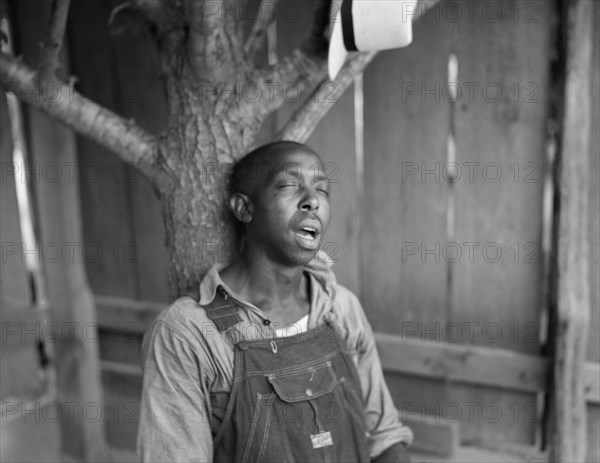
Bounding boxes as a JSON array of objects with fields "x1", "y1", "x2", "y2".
[
  {"x1": 7, "y1": 0, "x2": 598, "y2": 459},
  {"x1": 0, "y1": 77, "x2": 38, "y2": 403},
  {"x1": 585, "y1": 2, "x2": 600, "y2": 461},
  {"x1": 362, "y1": 0, "x2": 553, "y2": 450}
]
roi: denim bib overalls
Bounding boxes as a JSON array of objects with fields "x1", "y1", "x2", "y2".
[{"x1": 205, "y1": 286, "x2": 370, "y2": 463}]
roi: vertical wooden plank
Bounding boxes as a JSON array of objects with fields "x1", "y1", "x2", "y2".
[
  {"x1": 275, "y1": 0, "x2": 316, "y2": 126},
  {"x1": 275, "y1": 0, "x2": 360, "y2": 291},
  {"x1": 1, "y1": 6, "x2": 63, "y2": 461},
  {"x1": 0, "y1": 83, "x2": 39, "y2": 400},
  {"x1": 452, "y1": 0, "x2": 551, "y2": 352},
  {"x1": 550, "y1": 0, "x2": 594, "y2": 459},
  {"x1": 67, "y1": 0, "x2": 138, "y2": 299},
  {"x1": 0, "y1": 93, "x2": 31, "y2": 310},
  {"x1": 545, "y1": 0, "x2": 596, "y2": 460},
  {"x1": 91, "y1": 4, "x2": 168, "y2": 449},
  {"x1": 108, "y1": 0, "x2": 170, "y2": 303},
  {"x1": 13, "y1": 0, "x2": 108, "y2": 459},
  {"x1": 102, "y1": 381, "x2": 141, "y2": 451},
  {"x1": 586, "y1": 3, "x2": 600, "y2": 461},
  {"x1": 589, "y1": 407, "x2": 600, "y2": 463},
  {"x1": 587, "y1": 0, "x2": 600, "y2": 368},
  {"x1": 307, "y1": 86, "x2": 359, "y2": 293},
  {"x1": 362, "y1": 2, "x2": 451, "y2": 337},
  {"x1": 361, "y1": 4, "x2": 454, "y2": 445},
  {"x1": 451, "y1": 0, "x2": 555, "y2": 447}
]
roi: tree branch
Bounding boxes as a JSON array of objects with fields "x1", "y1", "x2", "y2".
[
  {"x1": 246, "y1": 0, "x2": 332, "y2": 116},
  {"x1": 277, "y1": 0, "x2": 441, "y2": 142},
  {"x1": 38, "y1": 0, "x2": 71, "y2": 80},
  {"x1": 265, "y1": 0, "x2": 331, "y2": 83},
  {"x1": 1, "y1": 52, "x2": 171, "y2": 191},
  {"x1": 185, "y1": 0, "x2": 246, "y2": 82},
  {"x1": 251, "y1": 49, "x2": 327, "y2": 118},
  {"x1": 244, "y1": 0, "x2": 277, "y2": 60},
  {"x1": 277, "y1": 51, "x2": 375, "y2": 142},
  {"x1": 134, "y1": 0, "x2": 177, "y2": 32}
]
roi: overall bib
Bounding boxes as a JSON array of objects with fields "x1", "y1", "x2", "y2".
[{"x1": 206, "y1": 286, "x2": 370, "y2": 463}]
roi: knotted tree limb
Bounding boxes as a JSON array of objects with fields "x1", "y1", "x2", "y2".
[
  {"x1": 278, "y1": 51, "x2": 375, "y2": 142},
  {"x1": 38, "y1": 0, "x2": 70, "y2": 80},
  {"x1": 277, "y1": 0, "x2": 440, "y2": 143},
  {"x1": 0, "y1": 53, "x2": 170, "y2": 191},
  {"x1": 134, "y1": 0, "x2": 178, "y2": 30},
  {"x1": 185, "y1": 0, "x2": 246, "y2": 82},
  {"x1": 244, "y1": 0, "x2": 278, "y2": 59},
  {"x1": 251, "y1": 49, "x2": 328, "y2": 118},
  {"x1": 133, "y1": 0, "x2": 183, "y2": 55},
  {"x1": 246, "y1": 0, "x2": 332, "y2": 117}
]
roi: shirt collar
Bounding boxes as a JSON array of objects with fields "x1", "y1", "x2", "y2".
[
  {"x1": 198, "y1": 262, "x2": 230, "y2": 306},
  {"x1": 197, "y1": 250, "x2": 337, "y2": 308}
]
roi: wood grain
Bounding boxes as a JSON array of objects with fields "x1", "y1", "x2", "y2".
[
  {"x1": 550, "y1": 0, "x2": 594, "y2": 460},
  {"x1": 67, "y1": 0, "x2": 138, "y2": 299},
  {"x1": 586, "y1": 3, "x2": 600, "y2": 461},
  {"x1": 108, "y1": 0, "x2": 170, "y2": 302}
]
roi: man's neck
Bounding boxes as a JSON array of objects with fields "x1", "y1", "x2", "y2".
[{"x1": 220, "y1": 246, "x2": 310, "y2": 317}]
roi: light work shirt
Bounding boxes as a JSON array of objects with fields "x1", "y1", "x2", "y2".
[{"x1": 137, "y1": 253, "x2": 413, "y2": 462}]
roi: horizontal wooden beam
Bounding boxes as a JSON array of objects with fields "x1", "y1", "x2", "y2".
[
  {"x1": 94, "y1": 295, "x2": 599, "y2": 404},
  {"x1": 101, "y1": 360, "x2": 142, "y2": 377},
  {"x1": 404, "y1": 415, "x2": 459, "y2": 457},
  {"x1": 376, "y1": 333, "x2": 599, "y2": 404},
  {"x1": 376, "y1": 333, "x2": 547, "y2": 393},
  {"x1": 95, "y1": 295, "x2": 164, "y2": 335}
]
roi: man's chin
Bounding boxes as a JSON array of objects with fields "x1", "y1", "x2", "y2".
[
  {"x1": 293, "y1": 232, "x2": 321, "y2": 251},
  {"x1": 281, "y1": 243, "x2": 320, "y2": 266},
  {"x1": 245, "y1": 240, "x2": 320, "y2": 266}
]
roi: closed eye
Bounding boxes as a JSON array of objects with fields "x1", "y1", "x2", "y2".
[
  {"x1": 277, "y1": 183, "x2": 298, "y2": 189},
  {"x1": 315, "y1": 181, "x2": 330, "y2": 196}
]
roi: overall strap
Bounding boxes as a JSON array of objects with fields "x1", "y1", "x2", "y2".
[{"x1": 204, "y1": 285, "x2": 243, "y2": 332}]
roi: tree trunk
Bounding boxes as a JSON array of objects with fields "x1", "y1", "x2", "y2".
[
  {"x1": 162, "y1": 174, "x2": 237, "y2": 297},
  {"x1": 158, "y1": 77, "x2": 259, "y2": 297},
  {"x1": 2, "y1": 0, "x2": 439, "y2": 299}
]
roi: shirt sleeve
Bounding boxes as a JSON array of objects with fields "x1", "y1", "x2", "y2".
[
  {"x1": 346, "y1": 291, "x2": 414, "y2": 458},
  {"x1": 137, "y1": 319, "x2": 213, "y2": 463}
]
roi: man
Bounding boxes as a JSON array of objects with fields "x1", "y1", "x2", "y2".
[{"x1": 138, "y1": 141, "x2": 413, "y2": 462}]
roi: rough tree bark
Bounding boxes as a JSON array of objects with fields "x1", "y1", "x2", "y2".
[{"x1": 1, "y1": 0, "x2": 438, "y2": 298}]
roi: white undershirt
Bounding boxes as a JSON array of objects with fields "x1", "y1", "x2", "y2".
[{"x1": 274, "y1": 314, "x2": 309, "y2": 337}]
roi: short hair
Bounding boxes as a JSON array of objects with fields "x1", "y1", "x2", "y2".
[{"x1": 230, "y1": 141, "x2": 313, "y2": 198}]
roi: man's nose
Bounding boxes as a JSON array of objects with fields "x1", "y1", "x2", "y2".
[{"x1": 299, "y1": 187, "x2": 319, "y2": 211}]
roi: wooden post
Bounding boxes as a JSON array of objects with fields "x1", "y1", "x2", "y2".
[
  {"x1": 11, "y1": 1, "x2": 108, "y2": 460},
  {"x1": 27, "y1": 86, "x2": 108, "y2": 460},
  {"x1": 550, "y1": 0, "x2": 594, "y2": 461}
]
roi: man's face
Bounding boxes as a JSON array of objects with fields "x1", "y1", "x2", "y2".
[{"x1": 246, "y1": 147, "x2": 332, "y2": 265}]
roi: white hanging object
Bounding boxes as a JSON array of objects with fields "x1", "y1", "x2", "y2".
[{"x1": 328, "y1": 0, "x2": 418, "y2": 80}]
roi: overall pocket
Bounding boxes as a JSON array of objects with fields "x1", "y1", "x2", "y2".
[
  {"x1": 267, "y1": 361, "x2": 338, "y2": 403},
  {"x1": 266, "y1": 361, "x2": 339, "y2": 463},
  {"x1": 267, "y1": 360, "x2": 369, "y2": 463}
]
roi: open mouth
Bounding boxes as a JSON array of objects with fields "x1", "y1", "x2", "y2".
[
  {"x1": 295, "y1": 226, "x2": 320, "y2": 248},
  {"x1": 298, "y1": 227, "x2": 317, "y2": 239}
]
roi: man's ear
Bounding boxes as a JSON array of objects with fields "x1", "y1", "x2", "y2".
[{"x1": 229, "y1": 193, "x2": 253, "y2": 223}]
